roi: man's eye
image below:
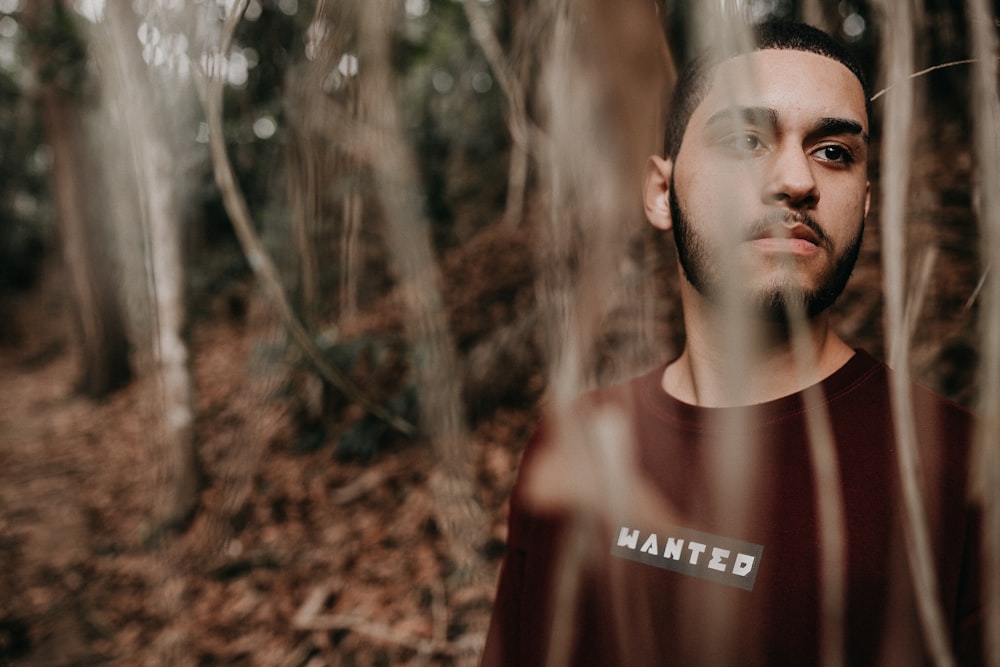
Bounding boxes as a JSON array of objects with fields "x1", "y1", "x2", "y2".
[
  {"x1": 816, "y1": 145, "x2": 852, "y2": 163},
  {"x1": 725, "y1": 133, "x2": 764, "y2": 153}
]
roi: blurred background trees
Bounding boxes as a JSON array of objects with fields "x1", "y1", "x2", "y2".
[
  {"x1": 3, "y1": 0, "x2": 982, "y2": 422},
  {"x1": 0, "y1": 0, "x2": 987, "y2": 556}
]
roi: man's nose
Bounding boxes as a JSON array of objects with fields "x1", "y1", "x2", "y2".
[{"x1": 762, "y1": 144, "x2": 819, "y2": 208}]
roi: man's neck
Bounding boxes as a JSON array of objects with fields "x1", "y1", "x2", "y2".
[{"x1": 662, "y1": 301, "x2": 855, "y2": 408}]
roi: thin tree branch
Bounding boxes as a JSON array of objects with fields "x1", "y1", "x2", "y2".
[
  {"x1": 458, "y1": 0, "x2": 549, "y2": 227},
  {"x1": 292, "y1": 586, "x2": 483, "y2": 658},
  {"x1": 458, "y1": 0, "x2": 531, "y2": 149},
  {"x1": 870, "y1": 58, "x2": 984, "y2": 101},
  {"x1": 877, "y1": 2, "x2": 956, "y2": 665}
]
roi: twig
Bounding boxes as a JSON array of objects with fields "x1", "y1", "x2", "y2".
[
  {"x1": 457, "y1": 0, "x2": 531, "y2": 149},
  {"x1": 328, "y1": 467, "x2": 390, "y2": 505},
  {"x1": 458, "y1": 0, "x2": 548, "y2": 228},
  {"x1": 292, "y1": 587, "x2": 331, "y2": 628},
  {"x1": 292, "y1": 596, "x2": 484, "y2": 659},
  {"x1": 298, "y1": 612, "x2": 440, "y2": 655},
  {"x1": 277, "y1": 639, "x2": 315, "y2": 667},
  {"x1": 430, "y1": 576, "x2": 448, "y2": 646},
  {"x1": 870, "y1": 58, "x2": 986, "y2": 101},
  {"x1": 965, "y1": 264, "x2": 990, "y2": 310}
]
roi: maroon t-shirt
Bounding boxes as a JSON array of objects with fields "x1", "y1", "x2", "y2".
[{"x1": 482, "y1": 350, "x2": 982, "y2": 666}]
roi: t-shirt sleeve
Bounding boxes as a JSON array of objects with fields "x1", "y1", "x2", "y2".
[
  {"x1": 481, "y1": 424, "x2": 561, "y2": 666},
  {"x1": 480, "y1": 541, "x2": 527, "y2": 666}
]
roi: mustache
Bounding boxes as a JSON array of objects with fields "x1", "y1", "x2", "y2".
[{"x1": 745, "y1": 212, "x2": 831, "y2": 248}]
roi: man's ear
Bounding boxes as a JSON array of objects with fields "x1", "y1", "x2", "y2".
[
  {"x1": 644, "y1": 155, "x2": 674, "y2": 231},
  {"x1": 864, "y1": 180, "x2": 871, "y2": 219}
]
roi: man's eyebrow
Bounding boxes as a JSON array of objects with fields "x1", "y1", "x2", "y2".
[
  {"x1": 810, "y1": 117, "x2": 870, "y2": 144},
  {"x1": 704, "y1": 106, "x2": 778, "y2": 132},
  {"x1": 704, "y1": 107, "x2": 870, "y2": 145}
]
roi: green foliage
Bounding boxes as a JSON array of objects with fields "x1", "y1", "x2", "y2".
[
  {"x1": 187, "y1": 1, "x2": 311, "y2": 306},
  {"x1": 22, "y1": 3, "x2": 91, "y2": 99},
  {"x1": 219, "y1": 0, "x2": 510, "y2": 242},
  {"x1": 288, "y1": 334, "x2": 420, "y2": 462},
  {"x1": 225, "y1": 1, "x2": 308, "y2": 218},
  {"x1": 0, "y1": 65, "x2": 48, "y2": 294},
  {"x1": 397, "y1": 0, "x2": 510, "y2": 247},
  {"x1": 336, "y1": 385, "x2": 417, "y2": 461}
]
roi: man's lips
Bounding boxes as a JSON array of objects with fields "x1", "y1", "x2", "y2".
[
  {"x1": 751, "y1": 222, "x2": 822, "y2": 246},
  {"x1": 744, "y1": 213, "x2": 831, "y2": 253}
]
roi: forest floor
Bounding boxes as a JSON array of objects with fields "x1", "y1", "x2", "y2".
[{"x1": 0, "y1": 266, "x2": 535, "y2": 666}]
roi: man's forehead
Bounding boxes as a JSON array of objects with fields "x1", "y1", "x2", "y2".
[{"x1": 699, "y1": 48, "x2": 869, "y2": 125}]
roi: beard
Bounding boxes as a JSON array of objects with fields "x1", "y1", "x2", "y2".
[{"x1": 668, "y1": 177, "x2": 864, "y2": 321}]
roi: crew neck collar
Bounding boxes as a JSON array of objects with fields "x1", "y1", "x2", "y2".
[{"x1": 637, "y1": 349, "x2": 883, "y2": 429}]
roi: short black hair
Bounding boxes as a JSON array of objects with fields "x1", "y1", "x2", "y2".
[{"x1": 663, "y1": 21, "x2": 871, "y2": 160}]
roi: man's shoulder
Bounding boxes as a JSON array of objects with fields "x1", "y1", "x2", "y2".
[
  {"x1": 836, "y1": 349, "x2": 975, "y2": 418},
  {"x1": 843, "y1": 351, "x2": 976, "y2": 471}
]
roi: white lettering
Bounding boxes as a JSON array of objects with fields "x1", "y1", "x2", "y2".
[
  {"x1": 732, "y1": 553, "x2": 755, "y2": 577},
  {"x1": 708, "y1": 547, "x2": 730, "y2": 572},
  {"x1": 617, "y1": 527, "x2": 640, "y2": 550},
  {"x1": 663, "y1": 537, "x2": 684, "y2": 560},
  {"x1": 687, "y1": 541, "x2": 706, "y2": 565},
  {"x1": 610, "y1": 524, "x2": 763, "y2": 590}
]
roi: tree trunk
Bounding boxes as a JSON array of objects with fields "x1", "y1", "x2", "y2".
[
  {"x1": 358, "y1": 0, "x2": 488, "y2": 585},
  {"x1": 101, "y1": 2, "x2": 200, "y2": 530},
  {"x1": 26, "y1": 1, "x2": 132, "y2": 398}
]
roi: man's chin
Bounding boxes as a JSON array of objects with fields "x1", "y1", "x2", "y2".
[
  {"x1": 755, "y1": 292, "x2": 817, "y2": 323},
  {"x1": 751, "y1": 285, "x2": 843, "y2": 322},
  {"x1": 687, "y1": 283, "x2": 832, "y2": 324}
]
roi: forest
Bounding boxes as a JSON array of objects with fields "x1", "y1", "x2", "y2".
[{"x1": 0, "y1": 0, "x2": 997, "y2": 665}]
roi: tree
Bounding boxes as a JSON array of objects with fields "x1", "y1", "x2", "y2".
[
  {"x1": 22, "y1": 0, "x2": 131, "y2": 397},
  {"x1": 94, "y1": 2, "x2": 200, "y2": 530}
]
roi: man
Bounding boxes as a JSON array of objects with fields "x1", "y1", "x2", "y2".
[{"x1": 482, "y1": 21, "x2": 982, "y2": 666}]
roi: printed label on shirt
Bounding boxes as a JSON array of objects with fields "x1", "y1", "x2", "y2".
[{"x1": 610, "y1": 524, "x2": 765, "y2": 591}]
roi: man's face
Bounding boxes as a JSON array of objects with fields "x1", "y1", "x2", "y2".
[{"x1": 659, "y1": 49, "x2": 871, "y2": 320}]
